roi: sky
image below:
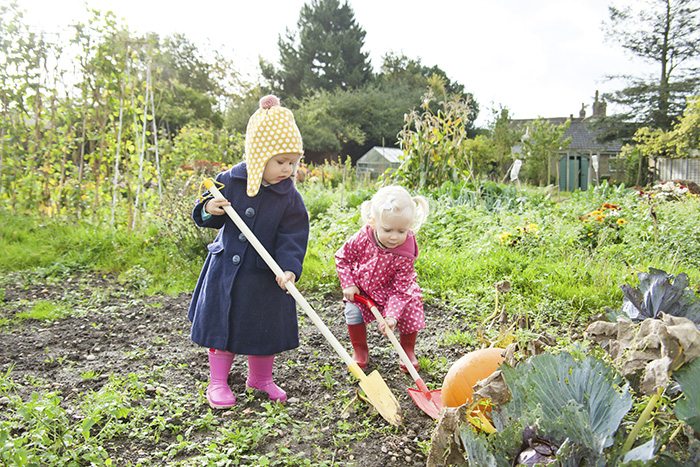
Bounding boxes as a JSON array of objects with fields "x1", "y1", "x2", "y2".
[{"x1": 17, "y1": 0, "x2": 657, "y2": 127}]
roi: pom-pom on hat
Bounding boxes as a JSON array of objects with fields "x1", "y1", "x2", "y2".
[{"x1": 243, "y1": 95, "x2": 303, "y2": 197}]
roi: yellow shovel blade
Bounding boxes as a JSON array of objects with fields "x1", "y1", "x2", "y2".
[{"x1": 349, "y1": 363, "x2": 402, "y2": 426}]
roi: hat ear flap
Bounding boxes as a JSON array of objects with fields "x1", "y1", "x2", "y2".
[{"x1": 246, "y1": 160, "x2": 265, "y2": 197}]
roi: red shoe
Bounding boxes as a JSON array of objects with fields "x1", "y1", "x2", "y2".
[
  {"x1": 347, "y1": 323, "x2": 369, "y2": 369},
  {"x1": 399, "y1": 332, "x2": 420, "y2": 373}
]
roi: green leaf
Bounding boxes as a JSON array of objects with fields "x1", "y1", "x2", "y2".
[
  {"x1": 459, "y1": 426, "x2": 506, "y2": 467},
  {"x1": 499, "y1": 352, "x2": 632, "y2": 454},
  {"x1": 674, "y1": 358, "x2": 700, "y2": 434},
  {"x1": 622, "y1": 438, "x2": 656, "y2": 464}
]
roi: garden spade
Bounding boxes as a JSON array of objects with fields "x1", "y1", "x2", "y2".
[
  {"x1": 202, "y1": 179, "x2": 402, "y2": 426},
  {"x1": 353, "y1": 294, "x2": 444, "y2": 420}
]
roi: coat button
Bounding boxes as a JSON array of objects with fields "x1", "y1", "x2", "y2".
[
  {"x1": 232, "y1": 255, "x2": 241, "y2": 264},
  {"x1": 245, "y1": 207, "x2": 255, "y2": 218},
  {"x1": 238, "y1": 233, "x2": 247, "y2": 242}
]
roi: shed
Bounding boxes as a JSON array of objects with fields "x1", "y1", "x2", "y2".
[
  {"x1": 356, "y1": 146, "x2": 403, "y2": 178},
  {"x1": 511, "y1": 92, "x2": 624, "y2": 190}
]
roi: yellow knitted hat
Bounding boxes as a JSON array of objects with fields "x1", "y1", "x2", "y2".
[{"x1": 244, "y1": 95, "x2": 304, "y2": 197}]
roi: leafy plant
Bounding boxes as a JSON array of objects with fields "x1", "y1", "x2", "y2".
[
  {"x1": 578, "y1": 203, "x2": 627, "y2": 248},
  {"x1": 674, "y1": 358, "x2": 700, "y2": 434},
  {"x1": 16, "y1": 300, "x2": 70, "y2": 322},
  {"x1": 498, "y1": 222, "x2": 540, "y2": 249},
  {"x1": 456, "y1": 352, "x2": 633, "y2": 465},
  {"x1": 608, "y1": 267, "x2": 700, "y2": 326},
  {"x1": 392, "y1": 90, "x2": 477, "y2": 189}
]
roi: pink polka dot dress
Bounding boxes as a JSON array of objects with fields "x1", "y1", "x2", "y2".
[{"x1": 335, "y1": 224, "x2": 425, "y2": 334}]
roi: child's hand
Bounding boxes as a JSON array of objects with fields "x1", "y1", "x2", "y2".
[
  {"x1": 343, "y1": 286, "x2": 360, "y2": 302},
  {"x1": 276, "y1": 271, "x2": 296, "y2": 290},
  {"x1": 378, "y1": 317, "x2": 397, "y2": 336},
  {"x1": 205, "y1": 198, "x2": 231, "y2": 216}
]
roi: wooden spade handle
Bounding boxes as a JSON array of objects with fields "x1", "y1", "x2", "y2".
[{"x1": 203, "y1": 179, "x2": 357, "y2": 372}]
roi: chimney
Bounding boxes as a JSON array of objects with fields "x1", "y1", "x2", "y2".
[
  {"x1": 592, "y1": 90, "x2": 607, "y2": 117},
  {"x1": 579, "y1": 103, "x2": 586, "y2": 119}
]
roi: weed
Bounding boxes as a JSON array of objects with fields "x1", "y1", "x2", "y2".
[
  {"x1": 151, "y1": 336, "x2": 169, "y2": 346},
  {"x1": 318, "y1": 364, "x2": 338, "y2": 390},
  {"x1": 442, "y1": 330, "x2": 478, "y2": 347},
  {"x1": 80, "y1": 370, "x2": 101, "y2": 381},
  {"x1": 16, "y1": 300, "x2": 70, "y2": 321},
  {"x1": 124, "y1": 348, "x2": 148, "y2": 360},
  {"x1": 418, "y1": 356, "x2": 449, "y2": 380}
]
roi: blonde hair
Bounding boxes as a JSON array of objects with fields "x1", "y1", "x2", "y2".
[{"x1": 360, "y1": 185, "x2": 429, "y2": 231}]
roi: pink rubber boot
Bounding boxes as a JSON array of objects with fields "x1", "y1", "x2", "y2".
[
  {"x1": 206, "y1": 348, "x2": 236, "y2": 409},
  {"x1": 246, "y1": 355, "x2": 287, "y2": 402}
]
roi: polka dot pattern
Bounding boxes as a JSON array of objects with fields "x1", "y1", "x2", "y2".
[
  {"x1": 244, "y1": 103, "x2": 304, "y2": 197},
  {"x1": 335, "y1": 224, "x2": 426, "y2": 334}
]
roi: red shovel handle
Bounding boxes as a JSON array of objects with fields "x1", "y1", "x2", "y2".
[{"x1": 353, "y1": 293, "x2": 376, "y2": 309}]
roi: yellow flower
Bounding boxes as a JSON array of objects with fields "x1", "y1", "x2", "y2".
[
  {"x1": 527, "y1": 223, "x2": 539, "y2": 232},
  {"x1": 616, "y1": 218, "x2": 627, "y2": 225},
  {"x1": 498, "y1": 232, "x2": 512, "y2": 244}
]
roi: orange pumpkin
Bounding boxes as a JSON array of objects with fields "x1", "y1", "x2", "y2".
[{"x1": 441, "y1": 348, "x2": 505, "y2": 407}]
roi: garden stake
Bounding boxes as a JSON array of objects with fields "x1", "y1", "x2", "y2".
[
  {"x1": 353, "y1": 294, "x2": 443, "y2": 419},
  {"x1": 202, "y1": 179, "x2": 402, "y2": 426}
]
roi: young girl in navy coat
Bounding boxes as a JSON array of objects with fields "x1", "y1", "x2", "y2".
[{"x1": 189, "y1": 95, "x2": 309, "y2": 409}]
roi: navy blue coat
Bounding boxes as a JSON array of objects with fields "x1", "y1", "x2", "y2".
[{"x1": 188, "y1": 162, "x2": 309, "y2": 355}]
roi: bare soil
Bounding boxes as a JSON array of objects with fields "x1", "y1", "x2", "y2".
[{"x1": 0, "y1": 271, "x2": 466, "y2": 465}]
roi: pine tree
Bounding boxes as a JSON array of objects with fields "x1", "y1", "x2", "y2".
[
  {"x1": 604, "y1": 0, "x2": 700, "y2": 131},
  {"x1": 261, "y1": 0, "x2": 373, "y2": 99}
]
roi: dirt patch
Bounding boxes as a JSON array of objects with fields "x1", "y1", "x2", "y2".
[{"x1": 0, "y1": 271, "x2": 472, "y2": 465}]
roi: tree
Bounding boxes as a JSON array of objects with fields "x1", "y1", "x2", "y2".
[
  {"x1": 379, "y1": 53, "x2": 479, "y2": 133},
  {"x1": 621, "y1": 95, "x2": 700, "y2": 160},
  {"x1": 153, "y1": 33, "x2": 237, "y2": 134},
  {"x1": 261, "y1": 0, "x2": 372, "y2": 99},
  {"x1": 604, "y1": 0, "x2": 700, "y2": 131},
  {"x1": 519, "y1": 118, "x2": 571, "y2": 186},
  {"x1": 488, "y1": 107, "x2": 521, "y2": 178}
]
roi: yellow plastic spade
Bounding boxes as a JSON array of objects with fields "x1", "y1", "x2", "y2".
[{"x1": 202, "y1": 179, "x2": 402, "y2": 426}]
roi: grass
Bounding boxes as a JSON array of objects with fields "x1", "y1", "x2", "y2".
[
  {"x1": 0, "y1": 365, "x2": 345, "y2": 466},
  {"x1": 1, "y1": 182, "x2": 699, "y2": 464},
  {"x1": 15, "y1": 300, "x2": 70, "y2": 322},
  {"x1": 0, "y1": 212, "x2": 200, "y2": 295}
]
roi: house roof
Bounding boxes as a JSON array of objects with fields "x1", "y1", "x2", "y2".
[
  {"x1": 512, "y1": 117, "x2": 623, "y2": 154},
  {"x1": 358, "y1": 146, "x2": 404, "y2": 163}
]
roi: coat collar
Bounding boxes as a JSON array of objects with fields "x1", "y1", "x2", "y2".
[
  {"x1": 228, "y1": 162, "x2": 294, "y2": 196},
  {"x1": 361, "y1": 224, "x2": 418, "y2": 259}
]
